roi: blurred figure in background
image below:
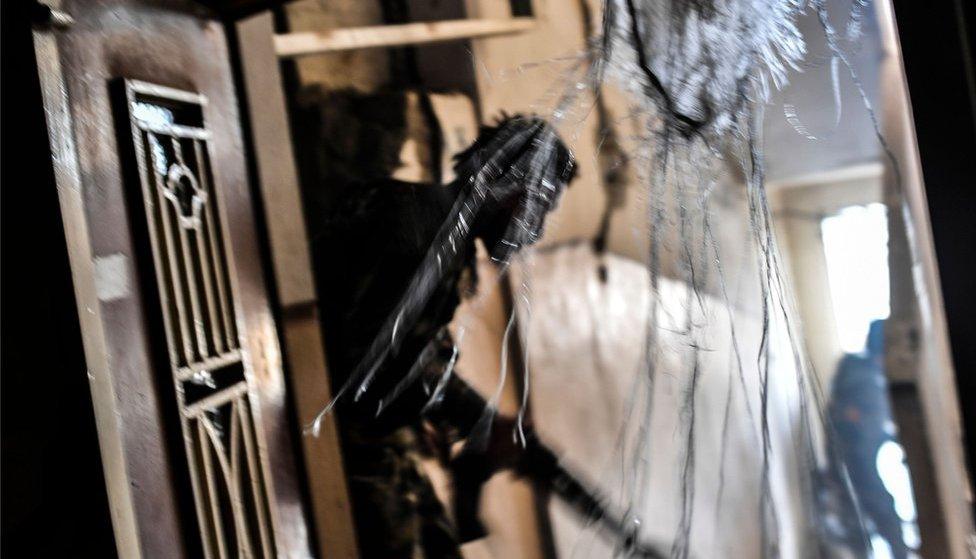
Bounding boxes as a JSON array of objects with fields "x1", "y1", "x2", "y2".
[{"x1": 828, "y1": 320, "x2": 914, "y2": 559}]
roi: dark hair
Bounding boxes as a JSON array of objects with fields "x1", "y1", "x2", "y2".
[{"x1": 451, "y1": 113, "x2": 577, "y2": 185}]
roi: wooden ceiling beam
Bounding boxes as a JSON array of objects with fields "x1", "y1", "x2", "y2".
[{"x1": 274, "y1": 17, "x2": 536, "y2": 58}]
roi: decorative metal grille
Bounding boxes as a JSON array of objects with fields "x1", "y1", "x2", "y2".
[{"x1": 118, "y1": 80, "x2": 275, "y2": 558}]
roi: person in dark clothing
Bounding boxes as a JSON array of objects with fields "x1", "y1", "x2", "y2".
[
  {"x1": 828, "y1": 320, "x2": 912, "y2": 559},
  {"x1": 309, "y1": 115, "x2": 576, "y2": 558}
]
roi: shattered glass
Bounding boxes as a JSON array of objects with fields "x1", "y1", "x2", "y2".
[{"x1": 303, "y1": 0, "x2": 908, "y2": 556}]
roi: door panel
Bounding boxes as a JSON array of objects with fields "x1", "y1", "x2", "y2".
[
  {"x1": 114, "y1": 78, "x2": 278, "y2": 558},
  {"x1": 33, "y1": 1, "x2": 313, "y2": 556}
]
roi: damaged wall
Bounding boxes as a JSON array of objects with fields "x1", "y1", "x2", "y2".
[
  {"x1": 464, "y1": 1, "x2": 836, "y2": 556},
  {"x1": 282, "y1": 2, "x2": 548, "y2": 557}
]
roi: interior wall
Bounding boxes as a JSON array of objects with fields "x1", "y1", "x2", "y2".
[
  {"x1": 771, "y1": 170, "x2": 883, "y2": 388},
  {"x1": 284, "y1": 0, "x2": 390, "y2": 90},
  {"x1": 463, "y1": 2, "x2": 808, "y2": 555},
  {"x1": 465, "y1": 0, "x2": 759, "y2": 285},
  {"x1": 517, "y1": 244, "x2": 811, "y2": 558}
]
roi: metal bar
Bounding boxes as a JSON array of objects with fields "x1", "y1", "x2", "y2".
[
  {"x1": 147, "y1": 132, "x2": 197, "y2": 365},
  {"x1": 195, "y1": 143, "x2": 238, "y2": 350},
  {"x1": 184, "y1": 418, "x2": 219, "y2": 559},
  {"x1": 131, "y1": 120, "x2": 183, "y2": 367},
  {"x1": 201, "y1": 406, "x2": 255, "y2": 559},
  {"x1": 193, "y1": 140, "x2": 227, "y2": 353},
  {"x1": 238, "y1": 397, "x2": 274, "y2": 558},
  {"x1": 183, "y1": 382, "x2": 249, "y2": 418},
  {"x1": 171, "y1": 137, "x2": 210, "y2": 359},
  {"x1": 198, "y1": 419, "x2": 229, "y2": 559},
  {"x1": 135, "y1": 121, "x2": 211, "y2": 140},
  {"x1": 127, "y1": 79, "x2": 208, "y2": 106},
  {"x1": 175, "y1": 351, "x2": 242, "y2": 381},
  {"x1": 227, "y1": 401, "x2": 257, "y2": 559}
]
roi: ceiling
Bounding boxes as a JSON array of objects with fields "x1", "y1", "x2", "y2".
[{"x1": 764, "y1": 2, "x2": 885, "y2": 185}]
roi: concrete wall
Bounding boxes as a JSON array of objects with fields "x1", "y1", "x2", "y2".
[
  {"x1": 517, "y1": 244, "x2": 812, "y2": 558},
  {"x1": 771, "y1": 170, "x2": 884, "y2": 388}
]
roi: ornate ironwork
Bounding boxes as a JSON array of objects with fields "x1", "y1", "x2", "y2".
[{"x1": 118, "y1": 79, "x2": 275, "y2": 558}]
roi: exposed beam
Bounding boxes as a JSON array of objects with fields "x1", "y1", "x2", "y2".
[
  {"x1": 274, "y1": 17, "x2": 536, "y2": 58},
  {"x1": 236, "y1": 12, "x2": 359, "y2": 558}
]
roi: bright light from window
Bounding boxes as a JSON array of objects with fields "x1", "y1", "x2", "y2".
[
  {"x1": 877, "y1": 440, "x2": 920, "y2": 552},
  {"x1": 821, "y1": 203, "x2": 890, "y2": 353},
  {"x1": 870, "y1": 534, "x2": 894, "y2": 559}
]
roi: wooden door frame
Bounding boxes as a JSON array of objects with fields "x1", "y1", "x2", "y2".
[
  {"x1": 30, "y1": 2, "x2": 325, "y2": 556},
  {"x1": 231, "y1": 12, "x2": 359, "y2": 558},
  {"x1": 889, "y1": 0, "x2": 976, "y2": 505},
  {"x1": 880, "y1": 0, "x2": 976, "y2": 555},
  {"x1": 31, "y1": 3, "x2": 143, "y2": 555}
]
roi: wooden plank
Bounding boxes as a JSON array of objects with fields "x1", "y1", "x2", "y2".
[
  {"x1": 274, "y1": 17, "x2": 536, "y2": 58},
  {"x1": 235, "y1": 13, "x2": 360, "y2": 558},
  {"x1": 31, "y1": 4, "x2": 143, "y2": 556},
  {"x1": 876, "y1": 0, "x2": 976, "y2": 555}
]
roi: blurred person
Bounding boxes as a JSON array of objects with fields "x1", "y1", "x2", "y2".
[{"x1": 828, "y1": 320, "x2": 912, "y2": 559}]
